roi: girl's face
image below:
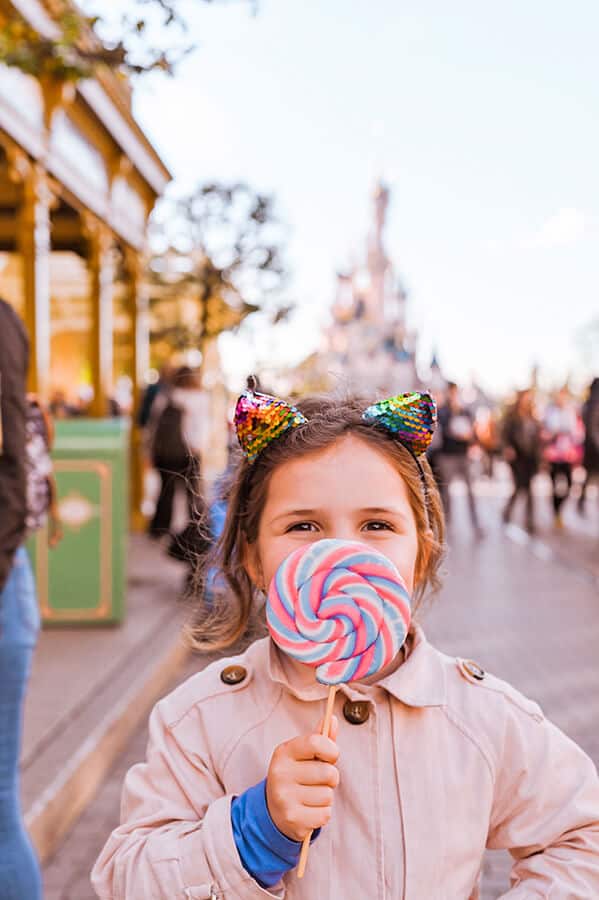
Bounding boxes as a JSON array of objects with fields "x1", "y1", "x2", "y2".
[{"x1": 246, "y1": 434, "x2": 420, "y2": 595}]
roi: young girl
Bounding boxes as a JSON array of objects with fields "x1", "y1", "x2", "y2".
[{"x1": 92, "y1": 389, "x2": 599, "y2": 899}]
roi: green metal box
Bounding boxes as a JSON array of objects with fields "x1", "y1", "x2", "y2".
[{"x1": 29, "y1": 418, "x2": 130, "y2": 625}]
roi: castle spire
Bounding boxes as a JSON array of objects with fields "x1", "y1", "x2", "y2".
[{"x1": 366, "y1": 179, "x2": 390, "y2": 323}]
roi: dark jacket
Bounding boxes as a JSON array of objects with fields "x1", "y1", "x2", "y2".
[
  {"x1": 0, "y1": 299, "x2": 29, "y2": 592},
  {"x1": 582, "y1": 380, "x2": 599, "y2": 473},
  {"x1": 438, "y1": 404, "x2": 474, "y2": 456},
  {"x1": 502, "y1": 409, "x2": 541, "y2": 464}
]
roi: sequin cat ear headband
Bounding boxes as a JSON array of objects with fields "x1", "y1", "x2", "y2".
[{"x1": 234, "y1": 381, "x2": 437, "y2": 466}]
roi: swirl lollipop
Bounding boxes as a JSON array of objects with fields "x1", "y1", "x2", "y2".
[{"x1": 266, "y1": 538, "x2": 411, "y2": 876}]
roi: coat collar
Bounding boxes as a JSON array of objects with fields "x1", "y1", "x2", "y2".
[{"x1": 264, "y1": 624, "x2": 447, "y2": 709}]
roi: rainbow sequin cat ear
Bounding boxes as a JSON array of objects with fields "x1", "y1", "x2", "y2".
[
  {"x1": 235, "y1": 382, "x2": 436, "y2": 464},
  {"x1": 362, "y1": 391, "x2": 437, "y2": 456},
  {"x1": 234, "y1": 383, "x2": 307, "y2": 464}
]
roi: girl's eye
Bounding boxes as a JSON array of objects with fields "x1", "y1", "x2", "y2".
[
  {"x1": 286, "y1": 522, "x2": 318, "y2": 532},
  {"x1": 362, "y1": 520, "x2": 393, "y2": 532}
]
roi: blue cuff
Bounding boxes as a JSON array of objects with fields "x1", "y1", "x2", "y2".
[{"x1": 231, "y1": 779, "x2": 320, "y2": 889}]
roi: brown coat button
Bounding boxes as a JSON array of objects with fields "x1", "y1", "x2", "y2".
[
  {"x1": 220, "y1": 665, "x2": 247, "y2": 685},
  {"x1": 343, "y1": 699, "x2": 370, "y2": 725}
]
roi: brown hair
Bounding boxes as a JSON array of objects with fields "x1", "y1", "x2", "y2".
[{"x1": 190, "y1": 391, "x2": 445, "y2": 651}]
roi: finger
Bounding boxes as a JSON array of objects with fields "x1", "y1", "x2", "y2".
[
  {"x1": 295, "y1": 807, "x2": 333, "y2": 836},
  {"x1": 300, "y1": 785, "x2": 334, "y2": 808},
  {"x1": 316, "y1": 713, "x2": 339, "y2": 742},
  {"x1": 292, "y1": 733, "x2": 339, "y2": 764},
  {"x1": 295, "y1": 760, "x2": 340, "y2": 789}
]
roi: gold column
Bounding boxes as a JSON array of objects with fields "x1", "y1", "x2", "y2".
[
  {"x1": 85, "y1": 217, "x2": 115, "y2": 418},
  {"x1": 126, "y1": 249, "x2": 150, "y2": 531},
  {"x1": 18, "y1": 163, "x2": 53, "y2": 400}
]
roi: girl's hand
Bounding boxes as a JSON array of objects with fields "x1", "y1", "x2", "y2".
[{"x1": 266, "y1": 715, "x2": 340, "y2": 842}]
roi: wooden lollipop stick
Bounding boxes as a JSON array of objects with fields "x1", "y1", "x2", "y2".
[{"x1": 297, "y1": 683, "x2": 337, "y2": 879}]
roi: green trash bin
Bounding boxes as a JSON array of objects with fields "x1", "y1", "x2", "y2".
[{"x1": 29, "y1": 418, "x2": 130, "y2": 625}]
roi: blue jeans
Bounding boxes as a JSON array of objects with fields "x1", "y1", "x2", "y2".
[{"x1": 0, "y1": 547, "x2": 42, "y2": 900}]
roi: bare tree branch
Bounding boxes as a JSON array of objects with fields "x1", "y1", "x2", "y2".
[
  {"x1": 148, "y1": 182, "x2": 292, "y2": 351},
  {"x1": 0, "y1": 0, "x2": 254, "y2": 80}
]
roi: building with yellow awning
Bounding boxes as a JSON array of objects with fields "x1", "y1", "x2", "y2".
[
  {"x1": 0, "y1": 0, "x2": 171, "y2": 403},
  {"x1": 0, "y1": 0, "x2": 172, "y2": 621}
]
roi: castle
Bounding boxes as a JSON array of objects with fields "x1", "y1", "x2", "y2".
[{"x1": 325, "y1": 181, "x2": 423, "y2": 395}]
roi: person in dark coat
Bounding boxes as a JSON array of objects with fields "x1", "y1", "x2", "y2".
[
  {"x1": 148, "y1": 366, "x2": 208, "y2": 539},
  {"x1": 137, "y1": 362, "x2": 174, "y2": 429},
  {"x1": 501, "y1": 389, "x2": 541, "y2": 534},
  {"x1": 578, "y1": 377, "x2": 599, "y2": 515},
  {"x1": 0, "y1": 299, "x2": 43, "y2": 898}
]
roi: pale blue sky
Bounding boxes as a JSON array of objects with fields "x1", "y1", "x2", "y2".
[{"x1": 131, "y1": 0, "x2": 599, "y2": 394}]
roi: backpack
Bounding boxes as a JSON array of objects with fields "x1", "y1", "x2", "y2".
[
  {"x1": 25, "y1": 398, "x2": 53, "y2": 533},
  {"x1": 151, "y1": 401, "x2": 189, "y2": 470}
]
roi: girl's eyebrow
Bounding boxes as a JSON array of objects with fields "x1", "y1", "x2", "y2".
[
  {"x1": 270, "y1": 508, "x2": 319, "y2": 523},
  {"x1": 270, "y1": 506, "x2": 409, "y2": 524},
  {"x1": 360, "y1": 506, "x2": 410, "y2": 523}
]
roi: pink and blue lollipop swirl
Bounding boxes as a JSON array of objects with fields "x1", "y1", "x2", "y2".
[{"x1": 266, "y1": 539, "x2": 411, "y2": 685}]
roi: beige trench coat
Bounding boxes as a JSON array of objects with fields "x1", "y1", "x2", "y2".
[{"x1": 91, "y1": 628, "x2": 599, "y2": 899}]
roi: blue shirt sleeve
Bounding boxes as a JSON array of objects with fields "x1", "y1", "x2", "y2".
[{"x1": 230, "y1": 779, "x2": 320, "y2": 889}]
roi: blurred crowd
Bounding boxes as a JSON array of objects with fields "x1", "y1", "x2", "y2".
[
  {"x1": 427, "y1": 377, "x2": 599, "y2": 537},
  {"x1": 138, "y1": 370, "x2": 599, "y2": 605},
  {"x1": 49, "y1": 388, "x2": 124, "y2": 419},
  {"x1": 24, "y1": 360, "x2": 599, "y2": 575},
  {"x1": 29, "y1": 358, "x2": 599, "y2": 600}
]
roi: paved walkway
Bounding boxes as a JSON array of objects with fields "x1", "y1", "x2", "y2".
[
  {"x1": 21, "y1": 532, "x2": 191, "y2": 866},
  {"x1": 43, "y1": 660, "x2": 200, "y2": 900},
  {"x1": 41, "y1": 475, "x2": 599, "y2": 899},
  {"x1": 22, "y1": 536, "x2": 187, "y2": 793}
]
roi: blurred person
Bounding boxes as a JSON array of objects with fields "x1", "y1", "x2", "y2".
[
  {"x1": 149, "y1": 366, "x2": 208, "y2": 546},
  {"x1": 0, "y1": 299, "x2": 43, "y2": 899},
  {"x1": 26, "y1": 396, "x2": 63, "y2": 549},
  {"x1": 201, "y1": 433, "x2": 240, "y2": 606},
  {"x1": 138, "y1": 362, "x2": 174, "y2": 430},
  {"x1": 501, "y1": 390, "x2": 541, "y2": 534},
  {"x1": 578, "y1": 377, "x2": 599, "y2": 515},
  {"x1": 425, "y1": 387, "x2": 445, "y2": 491},
  {"x1": 542, "y1": 387, "x2": 583, "y2": 529},
  {"x1": 474, "y1": 405, "x2": 500, "y2": 479},
  {"x1": 49, "y1": 388, "x2": 78, "y2": 419},
  {"x1": 107, "y1": 395, "x2": 122, "y2": 417},
  {"x1": 437, "y1": 381, "x2": 483, "y2": 537}
]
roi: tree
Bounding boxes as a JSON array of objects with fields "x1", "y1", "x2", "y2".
[
  {"x1": 0, "y1": 0, "x2": 252, "y2": 81},
  {"x1": 147, "y1": 182, "x2": 291, "y2": 359}
]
